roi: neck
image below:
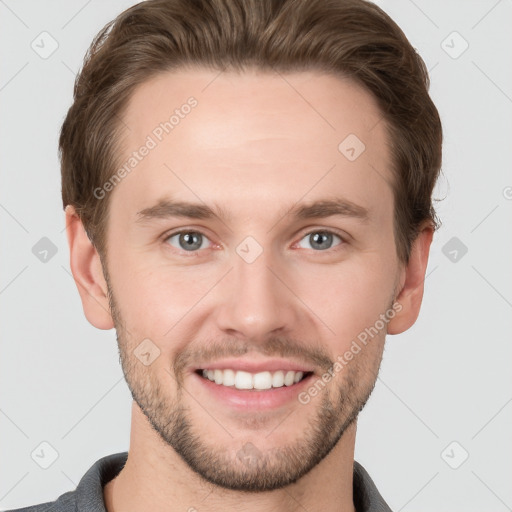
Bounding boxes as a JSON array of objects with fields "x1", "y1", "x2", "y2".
[{"x1": 104, "y1": 402, "x2": 357, "y2": 512}]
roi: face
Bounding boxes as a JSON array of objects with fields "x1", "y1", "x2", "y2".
[{"x1": 99, "y1": 67, "x2": 403, "y2": 491}]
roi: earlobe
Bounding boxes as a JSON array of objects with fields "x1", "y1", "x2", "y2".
[
  {"x1": 387, "y1": 223, "x2": 434, "y2": 335},
  {"x1": 65, "y1": 205, "x2": 114, "y2": 330}
]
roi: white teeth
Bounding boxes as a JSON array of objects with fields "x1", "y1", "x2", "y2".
[
  {"x1": 253, "y1": 371, "x2": 272, "y2": 390},
  {"x1": 223, "y1": 369, "x2": 235, "y2": 386},
  {"x1": 200, "y1": 368, "x2": 308, "y2": 389},
  {"x1": 235, "y1": 371, "x2": 253, "y2": 390},
  {"x1": 272, "y1": 371, "x2": 284, "y2": 388},
  {"x1": 214, "y1": 369, "x2": 223, "y2": 385},
  {"x1": 284, "y1": 371, "x2": 295, "y2": 386}
]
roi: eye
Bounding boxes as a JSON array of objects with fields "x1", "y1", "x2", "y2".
[
  {"x1": 296, "y1": 230, "x2": 344, "y2": 251},
  {"x1": 163, "y1": 228, "x2": 344, "y2": 255},
  {"x1": 165, "y1": 230, "x2": 212, "y2": 252}
]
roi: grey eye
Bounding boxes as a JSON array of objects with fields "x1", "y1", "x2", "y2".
[
  {"x1": 297, "y1": 231, "x2": 342, "y2": 251},
  {"x1": 166, "y1": 231, "x2": 210, "y2": 252}
]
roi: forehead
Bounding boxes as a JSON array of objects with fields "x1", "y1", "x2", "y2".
[
  {"x1": 112, "y1": 67, "x2": 394, "y2": 222},
  {"x1": 122, "y1": 67, "x2": 388, "y2": 149}
]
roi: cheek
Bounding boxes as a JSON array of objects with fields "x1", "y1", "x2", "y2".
[
  {"x1": 110, "y1": 255, "x2": 215, "y2": 337},
  {"x1": 293, "y1": 256, "x2": 396, "y2": 343}
]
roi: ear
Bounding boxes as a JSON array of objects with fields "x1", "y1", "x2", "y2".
[
  {"x1": 387, "y1": 222, "x2": 434, "y2": 335},
  {"x1": 65, "y1": 205, "x2": 114, "y2": 330}
]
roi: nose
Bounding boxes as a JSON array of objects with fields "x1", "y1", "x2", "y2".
[{"x1": 213, "y1": 246, "x2": 299, "y2": 341}]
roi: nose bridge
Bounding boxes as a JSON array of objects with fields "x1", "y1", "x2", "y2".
[{"x1": 214, "y1": 237, "x2": 296, "y2": 338}]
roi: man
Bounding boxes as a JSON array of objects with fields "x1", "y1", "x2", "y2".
[{"x1": 8, "y1": 0, "x2": 442, "y2": 510}]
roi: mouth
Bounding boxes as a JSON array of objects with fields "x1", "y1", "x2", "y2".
[
  {"x1": 195, "y1": 368, "x2": 313, "y2": 391},
  {"x1": 190, "y1": 357, "x2": 317, "y2": 410}
]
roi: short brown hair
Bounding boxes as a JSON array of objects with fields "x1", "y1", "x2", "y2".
[{"x1": 60, "y1": 0, "x2": 442, "y2": 263}]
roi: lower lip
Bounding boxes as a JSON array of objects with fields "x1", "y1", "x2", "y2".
[{"x1": 192, "y1": 371, "x2": 314, "y2": 411}]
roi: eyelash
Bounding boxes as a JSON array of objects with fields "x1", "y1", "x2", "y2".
[{"x1": 162, "y1": 228, "x2": 347, "y2": 257}]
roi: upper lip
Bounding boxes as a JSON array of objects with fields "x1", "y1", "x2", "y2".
[{"x1": 194, "y1": 357, "x2": 314, "y2": 374}]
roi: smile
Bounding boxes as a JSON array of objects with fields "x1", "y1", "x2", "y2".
[{"x1": 197, "y1": 369, "x2": 311, "y2": 390}]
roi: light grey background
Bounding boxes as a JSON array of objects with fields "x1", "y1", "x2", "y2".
[{"x1": 1, "y1": 1, "x2": 511, "y2": 510}]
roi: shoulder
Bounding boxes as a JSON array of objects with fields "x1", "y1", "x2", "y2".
[
  {"x1": 353, "y1": 460, "x2": 394, "y2": 512},
  {"x1": 4, "y1": 451, "x2": 128, "y2": 512},
  {"x1": 3, "y1": 489, "x2": 76, "y2": 512}
]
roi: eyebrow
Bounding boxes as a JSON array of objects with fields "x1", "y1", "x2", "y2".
[{"x1": 135, "y1": 197, "x2": 369, "y2": 224}]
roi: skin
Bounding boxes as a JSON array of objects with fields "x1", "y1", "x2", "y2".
[{"x1": 66, "y1": 67, "x2": 433, "y2": 512}]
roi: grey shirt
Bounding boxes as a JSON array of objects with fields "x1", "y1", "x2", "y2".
[{"x1": 6, "y1": 452, "x2": 393, "y2": 512}]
